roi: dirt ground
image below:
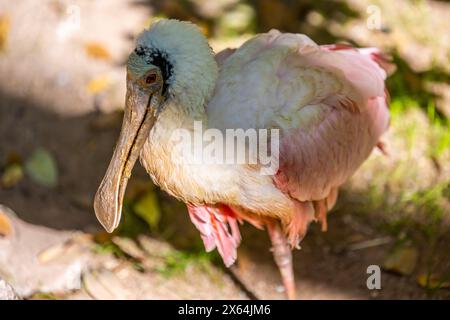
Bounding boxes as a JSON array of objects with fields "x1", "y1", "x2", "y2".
[{"x1": 0, "y1": 0, "x2": 449, "y2": 299}]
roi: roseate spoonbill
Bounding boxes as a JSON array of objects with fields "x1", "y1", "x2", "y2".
[{"x1": 94, "y1": 19, "x2": 392, "y2": 299}]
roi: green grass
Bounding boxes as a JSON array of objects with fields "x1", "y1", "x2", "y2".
[
  {"x1": 93, "y1": 240, "x2": 126, "y2": 258},
  {"x1": 155, "y1": 250, "x2": 216, "y2": 277}
]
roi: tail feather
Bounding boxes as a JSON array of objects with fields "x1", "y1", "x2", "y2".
[{"x1": 286, "y1": 200, "x2": 315, "y2": 248}]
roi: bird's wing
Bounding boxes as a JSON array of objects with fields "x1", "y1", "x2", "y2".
[
  {"x1": 207, "y1": 31, "x2": 391, "y2": 244},
  {"x1": 208, "y1": 30, "x2": 390, "y2": 131}
]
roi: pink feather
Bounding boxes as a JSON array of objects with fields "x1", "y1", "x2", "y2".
[
  {"x1": 274, "y1": 41, "x2": 390, "y2": 241},
  {"x1": 187, "y1": 204, "x2": 241, "y2": 267}
]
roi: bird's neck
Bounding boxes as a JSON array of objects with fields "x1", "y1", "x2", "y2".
[
  {"x1": 142, "y1": 99, "x2": 225, "y2": 205},
  {"x1": 162, "y1": 99, "x2": 207, "y2": 131}
]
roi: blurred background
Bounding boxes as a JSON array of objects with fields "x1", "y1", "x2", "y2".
[{"x1": 0, "y1": 0, "x2": 449, "y2": 299}]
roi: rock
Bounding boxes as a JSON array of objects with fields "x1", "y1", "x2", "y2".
[
  {"x1": 137, "y1": 235, "x2": 173, "y2": 258},
  {"x1": 0, "y1": 205, "x2": 91, "y2": 297},
  {"x1": 111, "y1": 236, "x2": 146, "y2": 260},
  {"x1": 0, "y1": 278, "x2": 20, "y2": 300},
  {"x1": 83, "y1": 269, "x2": 130, "y2": 300}
]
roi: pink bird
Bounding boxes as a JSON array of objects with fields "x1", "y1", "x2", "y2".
[{"x1": 94, "y1": 19, "x2": 392, "y2": 299}]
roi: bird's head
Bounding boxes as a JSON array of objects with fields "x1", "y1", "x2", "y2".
[{"x1": 94, "y1": 19, "x2": 218, "y2": 232}]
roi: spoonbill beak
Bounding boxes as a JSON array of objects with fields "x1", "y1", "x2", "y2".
[{"x1": 94, "y1": 78, "x2": 164, "y2": 232}]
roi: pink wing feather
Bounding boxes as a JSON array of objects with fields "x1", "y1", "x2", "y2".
[{"x1": 187, "y1": 204, "x2": 241, "y2": 267}]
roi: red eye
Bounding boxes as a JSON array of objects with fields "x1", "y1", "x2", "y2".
[{"x1": 146, "y1": 74, "x2": 157, "y2": 84}]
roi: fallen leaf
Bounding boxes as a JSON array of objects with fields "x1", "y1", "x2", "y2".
[
  {"x1": 86, "y1": 75, "x2": 110, "y2": 94},
  {"x1": 417, "y1": 273, "x2": 450, "y2": 290},
  {"x1": 383, "y1": 246, "x2": 418, "y2": 276},
  {"x1": 84, "y1": 42, "x2": 111, "y2": 60},
  {"x1": 1, "y1": 163, "x2": 24, "y2": 188},
  {"x1": 0, "y1": 14, "x2": 10, "y2": 52},
  {"x1": 0, "y1": 210, "x2": 13, "y2": 237},
  {"x1": 132, "y1": 191, "x2": 160, "y2": 231},
  {"x1": 25, "y1": 148, "x2": 58, "y2": 188}
]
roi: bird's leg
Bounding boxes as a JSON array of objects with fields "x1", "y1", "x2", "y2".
[{"x1": 267, "y1": 222, "x2": 296, "y2": 300}]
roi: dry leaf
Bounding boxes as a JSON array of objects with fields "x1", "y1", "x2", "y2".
[
  {"x1": 0, "y1": 209, "x2": 13, "y2": 237},
  {"x1": 383, "y1": 246, "x2": 418, "y2": 276},
  {"x1": 85, "y1": 42, "x2": 111, "y2": 60},
  {"x1": 0, "y1": 14, "x2": 10, "y2": 52},
  {"x1": 417, "y1": 273, "x2": 450, "y2": 289},
  {"x1": 1, "y1": 163, "x2": 24, "y2": 188},
  {"x1": 86, "y1": 75, "x2": 109, "y2": 94}
]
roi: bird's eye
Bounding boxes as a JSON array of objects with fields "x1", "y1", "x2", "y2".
[{"x1": 145, "y1": 74, "x2": 157, "y2": 84}]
